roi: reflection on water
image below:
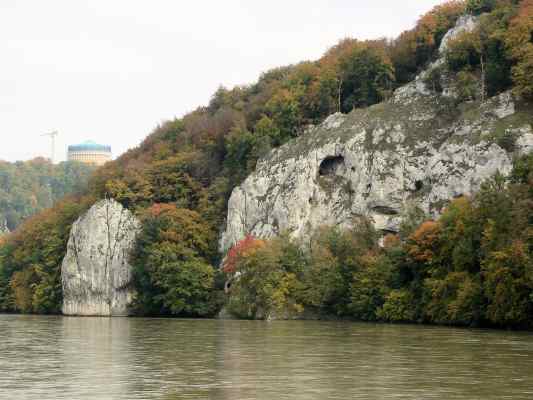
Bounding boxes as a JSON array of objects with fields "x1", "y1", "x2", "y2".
[{"x1": 1, "y1": 315, "x2": 532, "y2": 399}]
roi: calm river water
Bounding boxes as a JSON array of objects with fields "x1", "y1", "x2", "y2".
[{"x1": 1, "y1": 315, "x2": 532, "y2": 399}]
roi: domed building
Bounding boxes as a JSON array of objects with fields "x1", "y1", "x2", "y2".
[{"x1": 67, "y1": 140, "x2": 112, "y2": 166}]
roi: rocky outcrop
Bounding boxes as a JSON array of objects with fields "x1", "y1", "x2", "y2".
[
  {"x1": 439, "y1": 15, "x2": 478, "y2": 54},
  {"x1": 0, "y1": 218, "x2": 9, "y2": 236},
  {"x1": 220, "y1": 20, "x2": 533, "y2": 252},
  {"x1": 61, "y1": 199, "x2": 141, "y2": 316}
]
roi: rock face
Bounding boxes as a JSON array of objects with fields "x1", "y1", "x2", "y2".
[
  {"x1": 0, "y1": 218, "x2": 9, "y2": 236},
  {"x1": 439, "y1": 15, "x2": 478, "y2": 53},
  {"x1": 61, "y1": 199, "x2": 141, "y2": 316},
  {"x1": 220, "y1": 18, "x2": 533, "y2": 252}
]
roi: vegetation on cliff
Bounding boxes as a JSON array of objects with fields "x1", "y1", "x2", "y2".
[
  {"x1": 0, "y1": 0, "x2": 531, "y2": 324},
  {"x1": 225, "y1": 154, "x2": 533, "y2": 328}
]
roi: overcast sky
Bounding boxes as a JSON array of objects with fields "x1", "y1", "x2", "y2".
[{"x1": 0, "y1": 0, "x2": 443, "y2": 163}]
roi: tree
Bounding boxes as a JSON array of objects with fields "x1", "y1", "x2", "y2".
[
  {"x1": 223, "y1": 235, "x2": 265, "y2": 273},
  {"x1": 265, "y1": 89, "x2": 302, "y2": 143},
  {"x1": 226, "y1": 237, "x2": 304, "y2": 320},
  {"x1": 349, "y1": 254, "x2": 392, "y2": 321},
  {"x1": 131, "y1": 204, "x2": 220, "y2": 317},
  {"x1": 482, "y1": 240, "x2": 532, "y2": 327},
  {"x1": 0, "y1": 195, "x2": 92, "y2": 313},
  {"x1": 223, "y1": 128, "x2": 258, "y2": 185},
  {"x1": 466, "y1": 0, "x2": 497, "y2": 15},
  {"x1": 505, "y1": 0, "x2": 533, "y2": 98},
  {"x1": 0, "y1": 159, "x2": 94, "y2": 231},
  {"x1": 338, "y1": 44, "x2": 395, "y2": 111}
]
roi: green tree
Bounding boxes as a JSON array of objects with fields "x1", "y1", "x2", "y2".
[
  {"x1": 227, "y1": 237, "x2": 304, "y2": 320},
  {"x1": 131, "y1": 204, "x2": 220, "y2": 317},
  {"x1": 466, "y1": 0, "x2": 497, "y2": 15},
  {"x1": 0, "y1": 195, "x2": 92, "y2": 313},
  {"x1": 338, "y1": 45, "x2": 395, "y2": 112}
]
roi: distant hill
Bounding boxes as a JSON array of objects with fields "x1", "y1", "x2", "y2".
[{"x1": 0, "y1": 158, "x2": 95, "y2": 232}]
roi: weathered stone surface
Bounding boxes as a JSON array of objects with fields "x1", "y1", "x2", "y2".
[
  {"x1": 398, "y1": 15, "x2": 479, "y2": 101},
  {"x1": 439, "y1": 15, "x2": 478, "y2": 54},
  {"x1": 61, "y1": 199, "x2": 141, "y2": 316},
  {"x1": 220, "y1": 18, "x2": 533, "y2": 252},
  {"x1": 0, "y1": 218, "x2": 9, "y2": 236}
]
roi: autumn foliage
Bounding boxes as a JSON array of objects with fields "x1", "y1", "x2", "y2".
[
  {"x1": 222, "y1": 235, "x2": 265, "y2": 273},
  {"x1": 407, "y1": 221, "x2": 442, "y2": 263},
  {"x1": 1, "y1": 2, "x2": 532, "y2": 325},
  {"x1": 225, "y1": 154, "x2": 533, "y2": 327}
]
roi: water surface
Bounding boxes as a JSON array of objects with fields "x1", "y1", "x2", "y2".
[{"x1": 1, "y1": 315, "x2": 532, "y2": 399}]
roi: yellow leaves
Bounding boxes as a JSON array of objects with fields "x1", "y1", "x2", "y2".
[
  {"x1": 271, "y1": 272, "x2": 303, "y2": 314},
  {"x1": 10, "y1": 267, "x2": 36, "y2": 313},
  {"x1": 504, "y1": 0, "x2": 533, "y2": 97},
  {"x1": 511, "y1": 44, "x2": 533, "y2": 98},
  {"x1": 506, "y1": 0, "x2": 533, "y2": 56}
]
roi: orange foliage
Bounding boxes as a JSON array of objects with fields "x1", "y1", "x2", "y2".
[
  {"x1": 506, "y1": 0, "x2": 533, "y2": 55},
  {"x1": 223, "y1": 235, "x2": 265, "y2": 273},
  {"x1": 407, "y1": 221, "x2": 442, "y2": 263},
  {"x1": 383, "y1": 233, "x2": 401, "y2": 249},
  {"x1": 148, "y1": 203, "x2": 178, "y2": 217}
]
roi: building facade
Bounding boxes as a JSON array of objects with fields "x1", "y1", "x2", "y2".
[{"x1": 67, "y1": 141, "x2": 112, "y2": 166}]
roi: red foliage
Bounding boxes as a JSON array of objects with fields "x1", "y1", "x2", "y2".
[{"x1": 222, "y1": 235, "x2": 265, "y2": 273}]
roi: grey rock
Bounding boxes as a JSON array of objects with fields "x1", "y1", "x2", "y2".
[
  {"x1": 0, "y1": 218, "x2": 9, "y2": 236},
  {"x1": 516, "y1": 125, "x2": 533, "y2": 155},
  {"x1": 401, "y1": 16, "x2": 479, "y2": 100},
  {"x1": 439, "y1": 15, "x2": 478, "y2": 54},
  {"x1": 61, "y1": 199, "x2": 141, "y2": 316},
  {"x1": 221, "y1": 89, "x2": 533, "y2": 252}
]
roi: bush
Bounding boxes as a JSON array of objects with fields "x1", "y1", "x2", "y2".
[{"x1": 377, "y1": 290, "x2": 417, "y2": 322}]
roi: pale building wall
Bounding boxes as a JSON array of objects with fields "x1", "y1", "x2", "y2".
[{"x1": 67, "y1": 150, "x2": 112, "y2": 166}]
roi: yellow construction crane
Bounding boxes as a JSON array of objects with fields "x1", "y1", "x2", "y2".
[{"x1": 41, "y1": 130, "x2": 59, "y2": 164}]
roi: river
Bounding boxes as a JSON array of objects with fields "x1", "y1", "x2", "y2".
[{"x1": 1, "y1": 315, "x2": 532, "y2": 399}]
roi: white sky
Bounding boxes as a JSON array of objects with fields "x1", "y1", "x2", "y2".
[{"x1": 0, "y1": 0, "x2": 443, "y2": 162}]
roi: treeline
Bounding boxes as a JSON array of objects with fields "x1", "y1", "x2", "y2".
[
  {"x1": 225, "y1": 154, "x2": 533, "y2": 329},
  {"x1": 0, "y1": 158, "x2": 94, "y2": 231},
  {"x1": 0, "y1": 195, "x2": 94, "y2": 313},
  {"x1": 0, "y1": 0, "x2": 532, "y2": 319}
]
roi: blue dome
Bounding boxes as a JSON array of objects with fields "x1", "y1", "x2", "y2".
[{"x1": 68, "y1": 140, "x2": 111, "y2": 153}]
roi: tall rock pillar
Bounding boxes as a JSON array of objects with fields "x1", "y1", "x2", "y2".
[{"x1": 61, "y1": 199, "x2": 141, "y2": 316}]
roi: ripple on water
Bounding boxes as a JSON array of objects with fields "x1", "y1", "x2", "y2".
[{"x1": 0, "y1": 315, "x2": 532, "y2": 400}]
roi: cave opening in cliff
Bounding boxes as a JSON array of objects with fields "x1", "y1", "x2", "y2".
[
  {"x1": 415, "y1": 180, "x2": 424, "y2": 191},
  {"x1": 372, "y1": 206, "x2": 399, "y2": 215},
  {"x1": 319, "y1": 155, "x2": 345, "y2": 177}
]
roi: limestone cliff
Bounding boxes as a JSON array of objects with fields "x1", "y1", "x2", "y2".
[
  {"x1": 0, "y1": 218, "x2": 9, "y2": 236},
  {"x1": 221, "y1": 18, "x2": 533, "y2": 252},
  {"x1": 61, "y1": 199, "x2": 141, "y2": 316}
]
